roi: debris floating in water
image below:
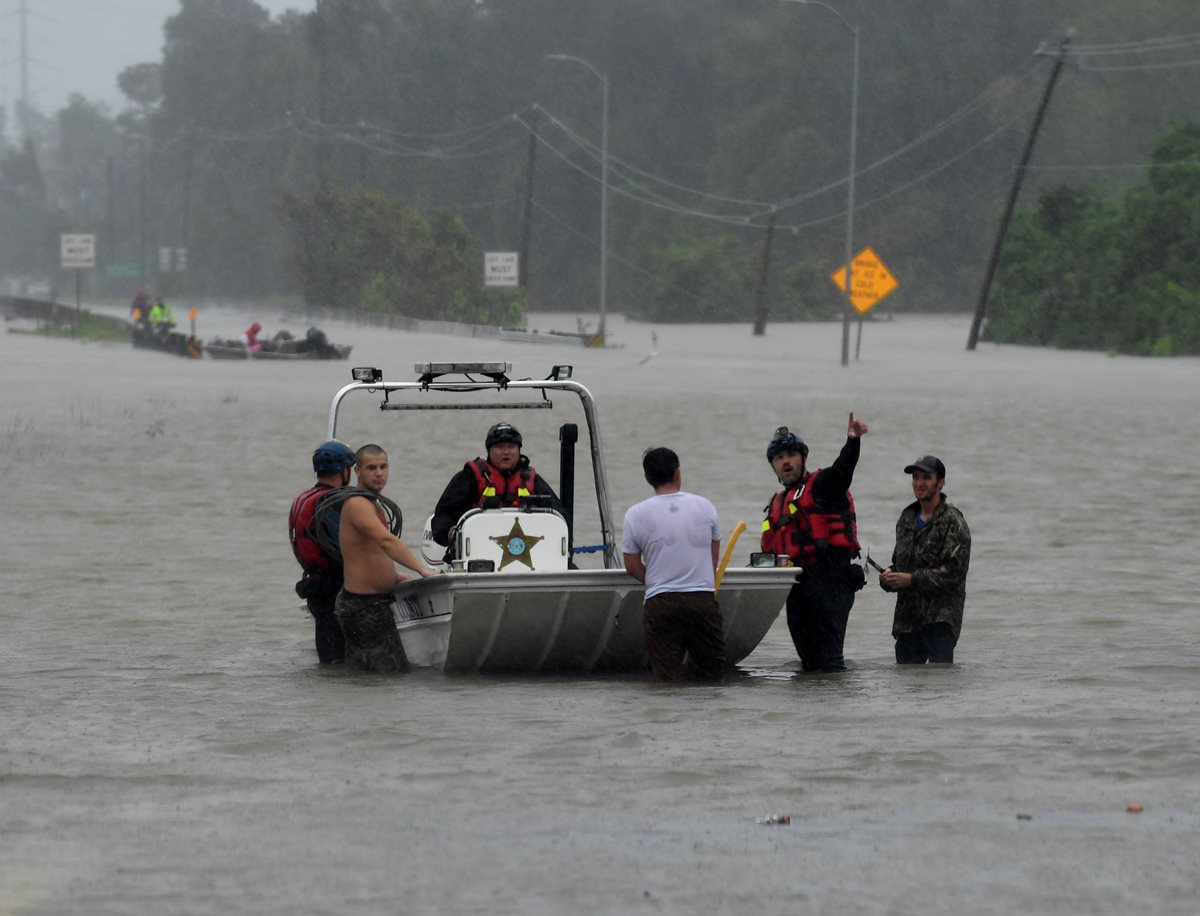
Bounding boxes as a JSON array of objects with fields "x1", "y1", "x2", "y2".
[
  {"x1": 1126, "y1": 803, "x2": 1144, "y2": 814},
  {"x1": 756, "y1": 814, "x2": 791, "y2": 825},
  {"x1": 1016, "y1": 813, "x2": 1033, "y2": 821}
]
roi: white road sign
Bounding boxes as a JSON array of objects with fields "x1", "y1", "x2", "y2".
[
  {"x1": 484, "y1": 251, "x2": 519, "y2": 287},
  {"x1": 61, "y1": 234, "x2": 96, "y2": 269}
]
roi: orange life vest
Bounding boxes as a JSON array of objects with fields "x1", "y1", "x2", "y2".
[
  {"x1": 466, "y1": 458, "x2": 537, "y2": 508},
  {"x1": 760, "y1": 470, "x2": 859, "y2": 566}
]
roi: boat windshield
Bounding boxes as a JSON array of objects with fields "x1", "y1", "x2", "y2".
[{"x1": 326, "y1": 362, "x2": 616, "y2": 569}]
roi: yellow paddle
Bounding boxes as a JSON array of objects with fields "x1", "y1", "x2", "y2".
[{"x1": 714, "y1": 520, "x2": 746, "y2": 593}]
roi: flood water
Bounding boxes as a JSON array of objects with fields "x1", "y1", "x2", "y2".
[{"x1": 2, "y1": 309, "x2": 1197, "y2": 914}]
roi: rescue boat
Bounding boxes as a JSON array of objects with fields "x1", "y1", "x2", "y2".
[{"x1": 324, "y1": 362, "x2": 793, "y2": 673}]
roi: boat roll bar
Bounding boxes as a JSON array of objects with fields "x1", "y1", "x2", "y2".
[{"x1": 328, "y1": 362, "x2": 617, "y2": 569}]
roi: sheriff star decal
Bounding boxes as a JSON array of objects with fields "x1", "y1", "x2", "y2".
[{"x1": 489, "y1": 518, "x2": 544, "y2": 570}]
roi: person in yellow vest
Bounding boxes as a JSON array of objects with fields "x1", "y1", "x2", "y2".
[
  {"x1": 429, "y1": 422, "x2": 564, "y2": 560},
  {"x1": 150, "y1": 296, "x2": 175, "y2": 329}
]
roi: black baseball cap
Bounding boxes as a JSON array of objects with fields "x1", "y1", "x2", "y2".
[{"x1": 904, "y1": 455, "x2": 946, "y2": 478}]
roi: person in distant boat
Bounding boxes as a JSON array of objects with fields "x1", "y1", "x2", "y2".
[
  {"x1": 130, "y1": 288, "x2": 147, "y2": 321},
  {"x1": 336, "y1": 483, "x2": 440, "y2": 673},
  {"x1": 149, "y1": 296, "x2": 175, "y2": 330},
  {"x1": 243, "y1": 321, "x2": 264, "y2": 352},
  {"x1": 289, "y1": 439, "x2": 355, "y2": 665},
  {"x1": 429, "y1": 422, "x2": 564, "y2": 559},
  {"x1": 879, "y1": 455, "x2": 971, "y2": 664},
  {"x1": 303, "y1": 326, "x2": 334, "y2": 357},
  {"x1": 760, "y1": 414, "x2": 868, "y2": 673},
  {"x1": 621, "y1": 447, "x2": 725, "y2": 681}
]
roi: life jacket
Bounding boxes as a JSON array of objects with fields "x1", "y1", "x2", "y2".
[
  {"x1": 289, "y1": 482, "x2": 338, "y2": 572},
  {"x1": 466, "y1": 457, "x2": 537, "y2": 508},
  {"x1": 760, "y1": 469, "x2": 859, "y2": 566}
]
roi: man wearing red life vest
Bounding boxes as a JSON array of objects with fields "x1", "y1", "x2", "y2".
[
  {"x1": 430, "y1": 422, "x2": 564, "y2": 559},
  {"x1": 289, "y1": 440, "x2": 355, "y2": 664},
  {"x1": 761, "y1": 413, "x2": 869, "y2": 672}
]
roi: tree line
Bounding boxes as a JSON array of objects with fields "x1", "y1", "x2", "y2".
[
  {"x1": 1, "y1": 0, "x2": 1197, "y2": 347},
  {"x1": 985, "y1": 122, "x2": 1200, "y2": 355}
]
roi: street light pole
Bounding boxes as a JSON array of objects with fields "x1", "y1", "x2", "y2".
[
  {"x1": 781, "y1": 0, "x2": 858, "y2": 366},
  {"x1": 547, "y1": 54, "x2": 609, "y2": 345}
]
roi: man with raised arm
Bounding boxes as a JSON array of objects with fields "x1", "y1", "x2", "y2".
[{"x1": 760, "y1": 412, "x2": 869, "y2": 672}]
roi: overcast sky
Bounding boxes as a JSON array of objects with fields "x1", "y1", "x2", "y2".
[{"x1": 3, "y1": 0, "x2": 305, "y2": 119}]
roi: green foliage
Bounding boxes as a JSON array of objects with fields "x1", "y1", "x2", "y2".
[
  {"x1": 276, "y1": 182, "x2": 526, "y2": 325},
  {"x1": 629, "y1": 225, "x2": 831, "y2": 323},
  {"x1": 986, "y1": 122, "x2": 1200, "y2": 355},
  {"x1": 15, "y1": 310, "x2": 130, "y2": 342},
  {"x1": 8, "y1": 0, "x2": 1200, "y2": 327},
  {"x1": 630, "y1": 227, "x2": 756, "y2": 322},
  {"x1": 0, "y1": 139, "x2": 62, "y2": 281}
]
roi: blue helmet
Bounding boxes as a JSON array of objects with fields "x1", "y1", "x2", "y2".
[
  {"x1": 312, "y1": 439, "x2": 355, "y2": 474},
  {"x1": 766, "y1": 426, "x2": 808, "y2": 461},
  {"x1": 485, "y1": 422, "x2": 522, "y2": 449}
]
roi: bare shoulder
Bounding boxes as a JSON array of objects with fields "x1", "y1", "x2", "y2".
[{"x1": 343, "y1": 492, "x2": 380, "y2": 524}]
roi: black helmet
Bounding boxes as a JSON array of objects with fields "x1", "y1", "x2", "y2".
[
  {"x1": 766, "y1": 426, "x2": 808, "y2": 461},
  {"x1": 485, "y1": 422, "x2": 522, "y2": 449},
  {"x1": 312, "y1": 439, "x2": 355, "y2": 474}
]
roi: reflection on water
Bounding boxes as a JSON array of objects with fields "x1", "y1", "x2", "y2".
[{"x1": 1, "y1": 312, "x2": 1197, "y2": 914}]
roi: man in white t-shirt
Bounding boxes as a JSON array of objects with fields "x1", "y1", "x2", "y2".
[{"x1": 621, "y1": 447, "x2": 725, "y2": 680}]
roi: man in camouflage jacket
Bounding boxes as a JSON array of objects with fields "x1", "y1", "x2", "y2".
[{"x1": 879, "y1": 455, "x2": 971, "y2": 664}]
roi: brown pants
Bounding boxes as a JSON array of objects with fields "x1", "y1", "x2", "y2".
[
  {"x1": 334, "y1": 590, "x2": 410, "y2": 673},
  {"x1": 643, "y1": 592, "x2": 725, "y2": 681}
]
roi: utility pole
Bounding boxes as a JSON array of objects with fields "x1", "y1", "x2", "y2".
[
  {"x1": 6, "y1": 0, "x2": 32, "y2": 141},
  {"x1": 967, "y1": 30, "x2": 1074, "y2": 350},
  {"x1": 105, "y1": 154, "x2": 115, "y2": 275},
  {"x1": 315, "y1": 0, "x2": 329, "y2": 178},
  {"x1": 138, "y1": 136, "x2": 147, "y2": 287},
  {"x1": 1, "y1": 0, "x2": 49, "y2": 142},
  {"x1": 519, "y1": 107, "x2": 540, "y2": 298},
  {"x1": 752, "y1": 209, "x2": 777, "y2": 336},
  {"x1": 181, "y1": 126, "x2": 195, "y2": 293}
]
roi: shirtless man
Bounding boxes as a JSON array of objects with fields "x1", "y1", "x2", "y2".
[{"x1": 335, "y1": 491, "x2": 439, "y2": 672}]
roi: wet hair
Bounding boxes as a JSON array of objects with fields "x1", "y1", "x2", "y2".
[
  {"x1": 355, "y1": 443, "x2": 387, "y2": 465},
  {"x1": 642, "y1": 447, "x2": 680, "y2": 488}
]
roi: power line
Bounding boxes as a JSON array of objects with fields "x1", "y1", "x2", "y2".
[
  {"x1": 1070, "y1": 33, "x2": 1200, "y2": 54},
  {"x1": 1079, "y1": 57, "x2": 1200, "y2": 72}
]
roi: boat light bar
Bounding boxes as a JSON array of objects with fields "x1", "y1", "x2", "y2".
[
  {"x1": 381, "y1": 402, "x2": 552, "y2": 412},
  {"x1": 414, "y1": 362, "x2": 511, "y2": 376},
  {"x1": 351, "y1": 366, "x2": 384, "y2": 383}
]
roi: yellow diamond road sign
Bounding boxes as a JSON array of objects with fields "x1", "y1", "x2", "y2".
[{"x1": 831, "y1": 246, "x2": 898, "y2": 314}]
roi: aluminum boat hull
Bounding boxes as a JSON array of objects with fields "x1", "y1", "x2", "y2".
[{"x1": 391, "y1": 567, "x2": 795, "y2": 673}]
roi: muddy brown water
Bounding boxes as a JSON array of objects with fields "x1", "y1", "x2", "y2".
[{"x1": 1, "y1": 310, "x2": 1196, "y2": 914}]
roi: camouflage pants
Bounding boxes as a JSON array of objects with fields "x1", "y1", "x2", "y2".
[
  {"x1": 334, "y1": 590, "x2": 410, "y2": 673},
  {"x1": 643, "y1": 592, "x2": 725, "y2": 681}
]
